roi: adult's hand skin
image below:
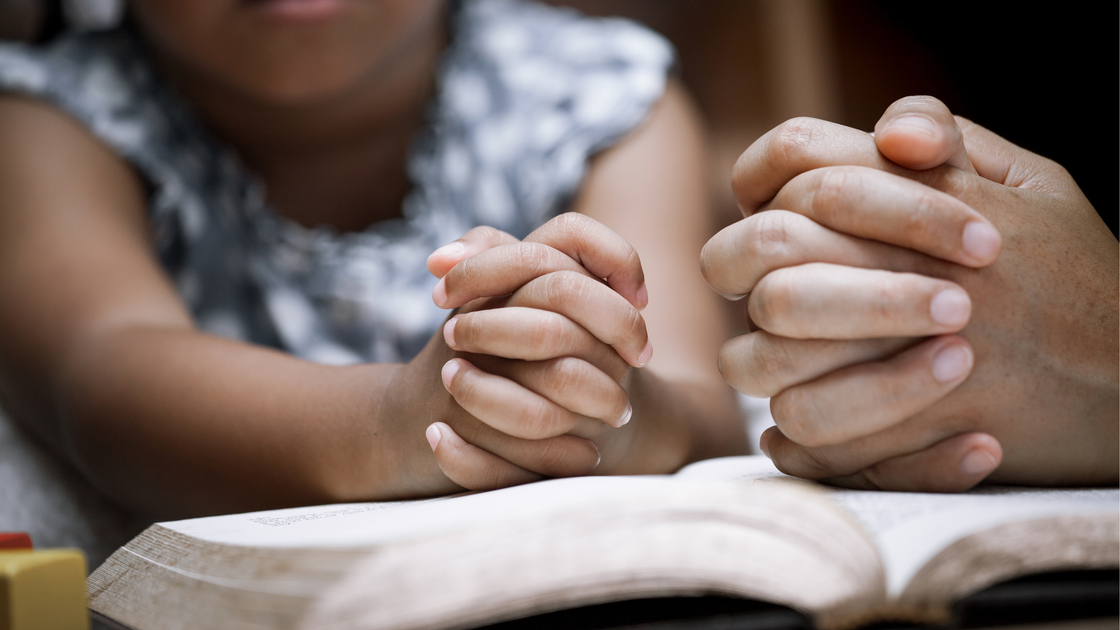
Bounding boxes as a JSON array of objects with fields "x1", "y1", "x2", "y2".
[{"x1": 702, "y1": 96, "x2": 1118, "y2": 491}]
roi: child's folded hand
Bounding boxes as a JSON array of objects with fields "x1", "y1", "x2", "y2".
[{"x1": 417, "y1": 213, "x2": 652, "y2": 490}]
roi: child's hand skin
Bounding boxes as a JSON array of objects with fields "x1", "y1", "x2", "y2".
[
  {"x1": 426, "y1": 215, "x2": 655, "y2": 489},
  {"x1": 702, "y1": 96, "x2": 1118, "y2": 491}
]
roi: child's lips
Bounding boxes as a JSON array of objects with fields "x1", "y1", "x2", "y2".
[{"x1": 243, "y1": 0, "x2": 348, "y2": 21}]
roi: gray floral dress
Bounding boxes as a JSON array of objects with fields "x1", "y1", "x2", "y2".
[{"x1": 0, "y1": 0, "x2": 674, "y2": 566}]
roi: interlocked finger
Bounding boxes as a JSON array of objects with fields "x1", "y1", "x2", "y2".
[
  {"x1": 824, "y1": 432, "x2": 1002, "y2": 493},
  {"x1": 426, "y1": 422, "x2": 543, "y2": 491},
  {"x1": 435, "y1": 242, "x2": 595, "y2": 309},
  {"x1": 444, "y1": 308, "x2": 628, "y2": 381},
  {"x1": 701, "y1": 210, "x2": 913, "y2": 300},
  {"x1": 427, "y1": 225, "x2": 521, "y2": 279},
  {"x1": 762, "y1": 425, "x2": 1002, "y2": 493},
  {"x1": 718, "y1": 332, "x2": 914, "y2": 398},
  {"x1": 731, "y1": 116, "x2": 896, "y2": 216},
  {"x1": 443, "y1": 357, "x2": 592, "y2": 440},
  {"x1": 470, "y1": 354, "x2": 631, "y2": 428},
  {"x1": 765, "y1": 166, "x2": 1000, "y2": 267},
  {"x1": 768, "y1": 335, "x2": 974, "y2": 447},
  {"x1": 523, "y1": 212, "x2": 647, "y2": 309},
  {"x1": 501, "y1": 270, "x2": 650, "y2": 367},
  {"x1": 748, "y1": 263, "x2": 972, "y2": 340},
  {"x1": 432, "y1": 395, "x2": 603, "y2": 478}
]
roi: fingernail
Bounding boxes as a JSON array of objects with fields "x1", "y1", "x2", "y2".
[
  {"x1": 616, "y1": 403, "x2": 633, "y2": 427},
  {"x1": 932, "y1": 344, "x2": 972, "y2": 383},
  {"x1": 635, "y1": 284, "x2": 648, "y2": 310},
  {"x1": 888, "y1": 115, "x2": 938, "y2": 137},
  {"x1": 959, "y1": 447, "x2": 997, "y2": 476},
  {"x1": 929, "y1": 289, "x2": 971, "y2": 328},
  {"x1": 425, "y1": 424, "x2": 442, "y2": 451},
  {"x1": 431, "y1": 242, "x2": 465, "y2": 258},
  {"x1": 637, "y1": 340, "x2": 653, "y2": 367},
  {"x1": 759, "y1": 429, "x2": 772, "y2": 458},
  {"x1": 443, "y1": 317, "x2": 458, "y2": 349},
  {"x1": 441, "y1": 360, "x2": 460, "y2": 390},
  {"x1": 432, "y1": 278, "x2": 448, "y2": 308},
  {"x1": 961, "y1": 221, "x2": 1001, "y2": 263}
]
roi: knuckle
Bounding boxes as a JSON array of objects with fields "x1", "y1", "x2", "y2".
[
  {"x1": 534, "y1": 436, "x2": 595, "y2": 476},
  {"x1": 748, "y1": 274, "x2": 793, "y2": 333},
  {"x1": 718, "y1": 337, "x2": 773, "y2": 397},
  {"x1": 831, "y1": 469, "x2": 884, "y2": 491},
  {"x1": 543, "y1": 270, "x2": 584, "y2": 305},
  {"x1": 453, "y1": 314, "x2": 480, "y2": 347},
  {"x1": 750, "y1": 336, "x2": 798, "y2": 396},
  {"x1": 770, "y1": 387, "x2": 829, "y2": 447},
  {"x1": 523, "y1": 396, "x2": 567, "y2": 438},
  {"x1": 622, "y1": 245, "x2": 641, "y2": 277},
  {"x1": 868, "y1": 275, "x2": 903, "y2": 328},
  {"x1": 852, "y1": 465, "x2": 890, "y2": 491},
  {"x1": 471, "y1": 225, "x2": 502, "y2": 244},
  {"x1": 904, "y1": 187, "x2": 946, "y2": 243},
  {"x1": 698, "y1": 241, "x2": 720, "y2": 287},
  {"x1": 808, "y1": 168, "x2": 851, "y2": 226},
  {"x1": 449, "y1": 368, "x2": 476, "y2": 404},
  {"x1": 742, "y1": 211, "x2": 796, "y2": 264},
  {"x1": 534, "y1": 438, "x2": 569, "y2": 474},
  {"x1": 543, "y1": 356, "x2": 584, "y2": 394},
  {"x1": 769, "y1": 437, "x2": 832, "y2": 480},
  {"x1": 620, "y1": 304, "x2": 645, "y2": 344},
  {"x1": 551, "y1": 211, "x2": 588, "y2": 235},
  {"x1": 769, "y1": 118, "x2": 818, "y2": 170},
  {"x1": 474, "y1": 460, "x2": 515, "y2": 491},
  {"x1": 508, "y1": 242, "x2": 550, "y2": 280},
  {"x1": 922, "y1": 163, "x2": 975, "y2": 200},
  {"x1": 793, "y1": 447, "x2": 843, "y2": 480},
  {"x1": 1034, "y1": 156, "x2": 1072, "y2": 185},
  {"x1": 527, "y1": 312, "x2": 566, "y2": 357}
]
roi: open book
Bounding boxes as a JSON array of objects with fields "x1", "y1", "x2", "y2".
[{"x1": 87, "y1": 456, "x2": 1118, "y2": 630}]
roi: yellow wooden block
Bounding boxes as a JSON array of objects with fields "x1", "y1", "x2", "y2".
[{"x1": 0, "y1": 550, "x2": 88, "y2": 630}]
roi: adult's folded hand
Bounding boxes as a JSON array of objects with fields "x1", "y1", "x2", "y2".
[{"x1": 703, "y1": 96, "x2": 1118, "y2": 491}]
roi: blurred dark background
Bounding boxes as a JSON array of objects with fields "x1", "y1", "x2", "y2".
[{"x1": 556, "y1": 0, "x2": 1119, "y2": 237}]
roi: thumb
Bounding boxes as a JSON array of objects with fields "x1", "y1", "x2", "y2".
[
  {"x1": 426, "y1": 226, "x2": 520, "y2": 279},
  {"x1": 955, "y1": 116, "x2": 1066, "y2": 192},
  {"x1": 874, "y1": 95, "x2": 977, "y2": 174}
]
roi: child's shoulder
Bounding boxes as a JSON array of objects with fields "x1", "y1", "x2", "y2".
[
  {"x1": 0, "y1": 28, "x2": 197, "y2": 183},
  {"x1": 0, "y1": 29, "x2": 147, "y2": 123}
]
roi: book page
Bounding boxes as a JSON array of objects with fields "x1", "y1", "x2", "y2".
[
  {"x1": 827, "y1": 485, "x2": 1119, "y2": 596},
  {"x1": 162, "y1": 475, "x2": 695, "y2": 549},
  {"x1": 674, "y1": 454, "x2": 786, "y2": 481},
  {"x1": 675, "y1": 456, "x2": 1119, "y2": 597},
  {"x1": 165, "y1": 457, "x2": 790, "y2": 549}
]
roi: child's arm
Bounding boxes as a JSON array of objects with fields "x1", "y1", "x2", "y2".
[
  {"x1": 0, "y1": 79, "x2": 744, "y2": 517},
  {"x1": 0, "y1": 96, "x2": 625, "y2": 516}
]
